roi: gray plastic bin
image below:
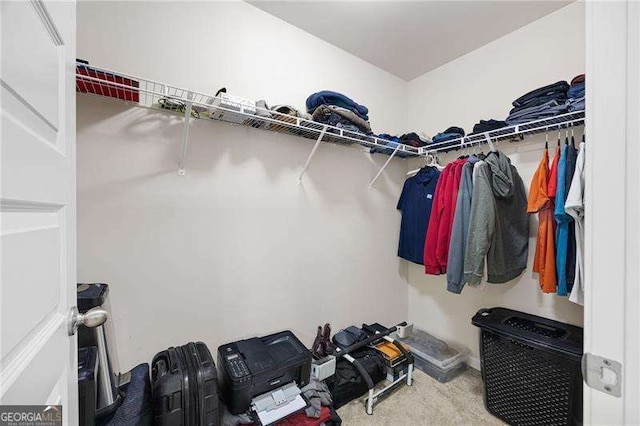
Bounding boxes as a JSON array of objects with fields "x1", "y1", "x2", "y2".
[{"x1": 400, "y1": 328, "x2": 469, "y2": 383}]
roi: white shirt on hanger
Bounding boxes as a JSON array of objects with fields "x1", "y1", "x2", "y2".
[{"x1": 565, "y1": 142, "x2": 586, "y2": 306}]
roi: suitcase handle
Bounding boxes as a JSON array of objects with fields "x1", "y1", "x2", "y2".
[{"x1": 155, "y1": 359, "x2": 168, "y2": 378}]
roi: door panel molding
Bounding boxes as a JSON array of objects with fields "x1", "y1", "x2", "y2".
[
  {"x1": 29, "y1": 0, "x2": 64, "y2": 46},
  {"x1": 0, "y1": 312, "x2": 66, "y2": 398},
  {"x1": 0, "y1": 199, "x2": 63, "y2": 212}
]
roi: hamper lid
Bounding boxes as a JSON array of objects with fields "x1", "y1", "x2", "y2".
[{"x1": 472, "y1": 307, "x2": 583, "y2": 357}]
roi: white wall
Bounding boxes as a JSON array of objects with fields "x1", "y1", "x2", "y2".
[
  {"x1": 76, "y1": 1, "x2": 410, "y2": 369},
  {"x1": 406, "y1": 2, "x2": 585, "y2": 369},
  {"x1": 77, "y1": 1, "x2": 587, "y2": 371}
]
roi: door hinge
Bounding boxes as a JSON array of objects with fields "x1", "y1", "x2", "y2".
[{"x1": 582, "y1": 353, "x2": 622, "y2": 397}]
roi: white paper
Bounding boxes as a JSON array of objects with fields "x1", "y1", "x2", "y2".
[{"x1": 255, "y1": 394, "x2": 306, "y2": 425}]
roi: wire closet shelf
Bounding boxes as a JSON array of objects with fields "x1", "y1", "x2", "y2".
[
  {"x1": 419, "y1": 110, "x2": 585, "y2": 155},
  {"x1": 75, "y1": 62, "x2": 585, "y2": 180},
  {"x1": 75, "y1": 63, "x2": 421, "y2": 151}
]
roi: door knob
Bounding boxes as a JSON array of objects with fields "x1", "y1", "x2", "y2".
[{"x1": 68, "y1": 306, "x2": 108, "y2": 336}]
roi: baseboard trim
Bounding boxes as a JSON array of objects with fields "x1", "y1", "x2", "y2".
[{"x1": 467, "y1": 355, "x2": 481, "y2": 371}]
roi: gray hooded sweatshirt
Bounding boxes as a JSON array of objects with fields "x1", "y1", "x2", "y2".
[
  {"x1": 464, "y1": 151, "x2": 529, "y2": 284},
  {"x1": 447, "y1": 156, "x2": 480, "y2": 294}
]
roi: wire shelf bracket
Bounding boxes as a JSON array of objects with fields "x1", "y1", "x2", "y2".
[
  {"x1": 178, "y1": 92, "x2": 194, "y2": 176},
  {"x1": 298, "y1": 126, "x2": 328, "y2": 183},
  {"x1": 369, "y1": 143, "x2": 401, "y2": 188}
]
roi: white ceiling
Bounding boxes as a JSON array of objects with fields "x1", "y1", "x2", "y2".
[{"x1": 248, "y1": 1, "x2": 572, "y2": 81}]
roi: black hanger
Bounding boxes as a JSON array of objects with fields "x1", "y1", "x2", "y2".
[{"x1": 557, "y1": 129, "x2": 561, "y2": 147}]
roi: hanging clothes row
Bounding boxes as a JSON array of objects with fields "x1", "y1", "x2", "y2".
[
  {"x1": 397, "y1": 147, "x2": 530, "y2": 294},
  {"x1": 397, "y1": 126, "x2": 585, "y2": 302},
  {"x1": 528, "y1": 129, "x2": 586, "y2": 305}
]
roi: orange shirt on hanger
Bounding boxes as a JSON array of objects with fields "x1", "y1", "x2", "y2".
[
  {"x1": 528, "y1": 148, "x2": 557, "y2": 292},
  {"x1": 548, "y1": 145, "x2": 561, "y2": 198}
]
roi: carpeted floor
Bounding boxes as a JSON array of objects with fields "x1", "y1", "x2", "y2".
[{"x1": 337, "y1": 367, "x2": 504, "y2": 425}]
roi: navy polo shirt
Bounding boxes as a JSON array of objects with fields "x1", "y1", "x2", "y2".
[{"x1": 397, "y1": 167, "x2": 440, "y2": 264}]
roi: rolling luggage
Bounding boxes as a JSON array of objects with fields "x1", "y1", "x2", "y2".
[{"x1": 151, "y1": 342, "x2": 219, "y2": 426}]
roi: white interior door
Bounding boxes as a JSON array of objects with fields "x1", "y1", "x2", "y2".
[
  {"x1": 0, "y1": 0, "x2": 77, "y2": 423},
  {"x1": 584, "y1": 1, "x2": 640, "y2": 424}
]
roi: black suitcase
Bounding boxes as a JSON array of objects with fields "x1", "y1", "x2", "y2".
[
  {"x1": 324, "y1": 348, "x2": 387, "y2": 408},
  {"x1": 151, "y1": 342, "x2": 219, "y2": 426}
]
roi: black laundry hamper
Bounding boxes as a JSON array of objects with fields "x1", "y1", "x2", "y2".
[{"x1": 472, "y1": 308, "x2": 583, "y2": 426}]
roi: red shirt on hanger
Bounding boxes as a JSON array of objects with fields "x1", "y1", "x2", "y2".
[{"x1": 424, "y1": 158, "x2": 466, "y2": 275}]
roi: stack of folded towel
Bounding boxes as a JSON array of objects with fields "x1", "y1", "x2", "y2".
[
  {"x1": 306, "y1": 91, "x2": 372, "y2": 135},
  {"x1": 565, "y1": 74, "x2": 585, "y2": 112},
  {"x1": 506, "y1": 81, "x2": 569, "y2": 125}
]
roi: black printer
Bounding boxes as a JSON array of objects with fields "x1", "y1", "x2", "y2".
[{"x1": 217, "y1": 330, "x2": 312, "y2": 415}]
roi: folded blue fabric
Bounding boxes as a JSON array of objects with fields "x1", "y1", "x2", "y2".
[
  {"x1": 306, "y1": 90, "x2": 369, "y2": 120},
  {"x1": 431, "y1": 132, "x2": 464, "y2": 143},
  {"x1": 430, "y1": 132, "x2": 464, "y2": 152},
  {"x1": 370, "y1": 134, "x2": 410, "y2": 157},
  {"x1": 567, "y1": 83, "x2": 585, "y2": 99},
  {"x1": 566, "y1": 96, "x2": 585, "y2": 112},
  {"x1": 512, "y1": 81, "x2": 569, "y2": 108},
  {"x1": 506, "y1": 103, "x2": 569, "y2": 125}
]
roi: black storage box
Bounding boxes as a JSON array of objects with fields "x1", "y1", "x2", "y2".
[
  {"x1": 472, "y1": 307, "x2": 583, "y2": 426},
  {"x1": 217, "y1": 330, "x2": 312, "y2": 415},
  {"x1": 151, "y1": 342, "x2": 219, "y2": 426}
]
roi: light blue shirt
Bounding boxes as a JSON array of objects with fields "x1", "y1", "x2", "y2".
[{"x1": 554, "y1": 145, "x2": 570, "y2": 296}]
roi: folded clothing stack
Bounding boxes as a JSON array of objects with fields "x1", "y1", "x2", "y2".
[
  {"x1": 271, "y1": 104, "x2": 311, "y2": 120},
  {"x1": 430, "y1": 126, "x2": 465, "y2": 151},
  {"x1": 306, "y1": 90, "x2": 372, "y2": 135},
  {"x1": 261, "y1": 103, "x2": 313, "y2": 134},
  {"x1": 565, "y1": 74, "x2": 585, "y2": 112},
  {"x1": 506, "y1": 80, "x2": 569, "y2": 125},
  {"x1": 399, "y1": 132, "x2": 429, "y2": 148},
  {"x1": 311, "y1": 104, "x2": 372, "y2": 134},
  {"x1": 469, "y1": 119, "x2": 507, "y2": 135},
  {"x1": 370, "y1": 132, "x2": 429, "y2": 157}
]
